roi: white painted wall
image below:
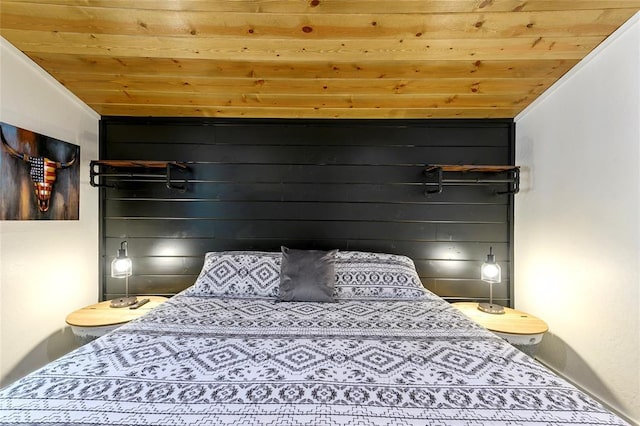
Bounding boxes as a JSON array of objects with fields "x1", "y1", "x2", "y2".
[
  {"x1": 0, "y1": 37, "x2": 100, "y2": 386},
  {"x1": 515, "y1": 14, "x2": 640, "y2": 424},
  {"x1": 1, "y1": 14, "x2": 638, "y2": 423}
]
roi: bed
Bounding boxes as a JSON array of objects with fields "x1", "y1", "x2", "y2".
[{"x1": 0, "y1": 250, "x2": 629, "y2": 425}]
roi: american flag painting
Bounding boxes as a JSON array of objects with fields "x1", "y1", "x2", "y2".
[
  {"x1": 30, "y1": 157, "x2": 58, "y2": 203},
  {"x1": 0, "y1": 122, "x2": 79, "y2": 220}
]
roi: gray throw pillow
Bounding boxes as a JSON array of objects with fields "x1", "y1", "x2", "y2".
[{"x1": 279, "y1": 247, "x2": 338, "y2": 302}]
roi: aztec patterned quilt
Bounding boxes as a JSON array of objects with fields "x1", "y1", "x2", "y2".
[{"x1": 0, "y1": 251, "x2": 629, "y2": 425}]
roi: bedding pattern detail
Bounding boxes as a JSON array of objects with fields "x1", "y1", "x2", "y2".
[
  {"x1": 185, "y1": 250, "x2": 429, "y2": 301},
  {"x1": 0, "y1": 293, "x2": 628, "y2": 425},
  {"x1": 334, "y1": 251, "x2": 428, "y2": 300},
  {"x1": 184, "y1": 251, "x2": 282, "y2": 298}
]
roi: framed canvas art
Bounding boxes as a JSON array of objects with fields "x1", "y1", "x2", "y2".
[{"x1": 0, "y1": 122, "x2": 80, "y2": 220}]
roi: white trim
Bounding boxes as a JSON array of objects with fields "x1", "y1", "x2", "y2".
[{"x1": 515, "y1": 11, "x2": 640, "y2": 123}]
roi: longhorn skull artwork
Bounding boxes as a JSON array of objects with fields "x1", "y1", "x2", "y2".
[{"x1": 0, "y1": 123, "x2": 79, "y2": 219}]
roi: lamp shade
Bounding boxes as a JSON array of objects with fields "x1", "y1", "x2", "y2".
[
  {"x1": 481, "y1": 247, "x2": 501, "y2": 284},
  {"x1": 111, "y1": 241, "x2": 132, "y2": 278}
]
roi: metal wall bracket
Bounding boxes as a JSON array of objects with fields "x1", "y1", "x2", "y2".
[
  {"x1": 90, "y1": 160, "x2": 189, "y2": 192},
  {"x1": 424, "y1": 164, "x2": 520, "y2": 195}
]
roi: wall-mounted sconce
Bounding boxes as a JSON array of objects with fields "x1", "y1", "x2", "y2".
[
  {"x1": 110, "y1": 241, "x2": 138, "y2": 308},
  {"x1": 478, "y1": 246, "x2": 504, "y2": 314}
]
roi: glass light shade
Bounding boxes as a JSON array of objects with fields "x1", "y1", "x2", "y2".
[
  {"x1": 109, "y1": 240, "x2": 137, "y2": 308},
  {"x1": 481, "y1": 262, "x2": 501, "y2": 283},
  {"x1": 481, "y1": 246, "x2": 501, "y2": 284},
  {"x1": 111, "y1": 241, "x2": 132, "y2": 278},
  {"x1": 478, "y1": 246, "x2": 504, "y2": 314},
  {"x1": 111, "y1": 257, "x2": 132, "y2": 278}
]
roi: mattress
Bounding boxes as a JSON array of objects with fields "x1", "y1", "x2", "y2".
[{"x1": 0, "y1": 251, "x2": 629, "y2": 425}]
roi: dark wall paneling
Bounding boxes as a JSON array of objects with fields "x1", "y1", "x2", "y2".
[{"x1": 99, "y1": 118, "x2": 515, "y2": 306}]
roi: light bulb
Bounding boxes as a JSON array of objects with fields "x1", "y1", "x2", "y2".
[
  {"x1": 113, "y1": 258, "x2": 131, "y2": 274},
  {"x1": 483, "y1": 264, "x2": 499, "y2": 279}
]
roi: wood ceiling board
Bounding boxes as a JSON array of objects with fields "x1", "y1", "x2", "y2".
[
  {"x1": 58, "y1": 75, "x2": 553, "y2": 97},
  {"x1": 28, "y1": 55, "x2": 579, "y2": 79},
  {"x1": 79, "y1": 90, "x2": 533, "y2": 109},
  {"x1": 1, "y1": 0, "x2": 639, "y2": 119},
  {"x1": 10, "y1": 0, "x2": 640, "y2": 13},
  {"x1": 91, "y1": 104, "x2": 522, "y2": 119},
  {"x1": 2, "y1": 4, "x2": 636, "y2": 39},
  {"x1": 2, "y1": 30, "x2": 605, "y2": 61}
]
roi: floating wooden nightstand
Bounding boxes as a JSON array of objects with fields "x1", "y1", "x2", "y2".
[
  {"x1": 66, "y1": 296, "x2": 169, "y2": 343},
  {"x1": 452, "y1": 302, "x2": 548, "y2": 356}
]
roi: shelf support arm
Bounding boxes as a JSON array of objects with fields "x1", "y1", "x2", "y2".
[
  {"x1": 166, "y1": 162, "x2": 188, "y2": 192},
  {"x1": 89, "y1": 160, "x2": 116, "y2": 188},
  {"x1": 496, "y1": 167, "x2": 520, "y2": 195},
  {"x1": 424, "y1": 166, "x2": 444, "y2": 195}
]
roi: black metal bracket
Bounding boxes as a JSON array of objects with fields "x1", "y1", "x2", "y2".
[
  {"x1": 425, "y1": 166, "x2": 444, "y2": 194},
  {"x1": 90, "y1": 160, "x2": 189, "y2": 192},
  {"x1": 424, "y1": 164, "x2": 520, "y2": 196},
  {"x1": 165, "y1": 162, "x2": 188, "y2": 191},
  {"x1": 89, "y1": 161, "x2": 112, "y2": 188},
  {"x1": 496, "y1": 167, "x2": 519, "y2": 195}
]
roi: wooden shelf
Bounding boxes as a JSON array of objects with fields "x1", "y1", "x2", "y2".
[
  {"x1": 424, "y1": 164, "x2": 520, "y2": 195},
  {"x1": 90, "y1": 160, "x2": 188, "y2": 191}
]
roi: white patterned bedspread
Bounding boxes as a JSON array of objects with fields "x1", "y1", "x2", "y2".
[{"x1": 0, "y1": 293, "x2": 629, "y2": 425}]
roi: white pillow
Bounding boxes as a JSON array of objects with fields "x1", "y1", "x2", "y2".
[
  {"x1": 183, "y1": 251, "x2": 281, "y2": 298},
  {"x1": 334, "y1": 251, "x2": 428, "y2": 300}
]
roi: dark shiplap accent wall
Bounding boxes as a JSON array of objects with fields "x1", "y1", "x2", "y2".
[{"x1": 99, "y1": 118, "x2": 514, "y2": 305}]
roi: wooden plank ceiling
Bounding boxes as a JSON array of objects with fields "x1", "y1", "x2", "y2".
[{"x1": 1, "y1": 1, "x2": 639, "y2": 119}]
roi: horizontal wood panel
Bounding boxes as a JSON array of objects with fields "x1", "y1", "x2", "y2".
[
  {"x1": 213, "y1": 123, "x2": 510, "y2": 146},
  {"x1": 5, "y1": 29, "x2": 604, "y2": 61},
  {"x1": 31, "y1": 54, "x2": 579, "y2": 80},
  {"x1": 61, "y1": 75, "x2": 553, "y2": 97},
  {"x1": 93, "y1": 103, "x2": 525, "y2": 118},
  {"x1": 100, "y1": 118, "x2": 513, "y2": 304},
  {"x1": 81, "y1": 90, "x2": 536, "y2": 110},
  {"x1": 105, "y1": 144, "x2": 508, "y2": 165},
  {"x1": 105, "y1": 219, "x2": 508, "y2": 242},
  {"x1": 106, "y1": 164, "x2": 424, "y2": 184},
  {"x1": 84, "y1": 94, "x2": 529, "y2": 120},
  {"x1": 104, "y1": 121, "x2": 510, "y2": 146},
  {"x1": 92, "y1": 104, "x2": 523, "y2": 119},
  {"x1": 18, "y1": 0, "x2": 640, "y2": 14},
  {"x1": 3, "y1": 4, "x2": 633, "y2": 39},
  {"x1": 104, "y1": 200, "x2": 508, "y2": 222},
  {"x1": 106, "y1": 276, "x2": 196, "y2": 296},
  {"x1": 104, "y1": 182, "x2": 510, "y2": 204},
  {"x1": 105, "y1": 239, "x2": 509, "y2": 263},
  {"x1": 414, "y1": 260, "x2": 510, "y2": 279},
  {"x1": 424, "y1": 279, "x2": 510, "y2": 299},
  {"x1": 3, "y1": 2, "x2": 636, "y2": 118},
  {"x1": 110, "y1": 256, "x2": 206, "y2": 275},
  {"x1": 436, "y1": 223, "x2": 509, "y2": 242}
]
